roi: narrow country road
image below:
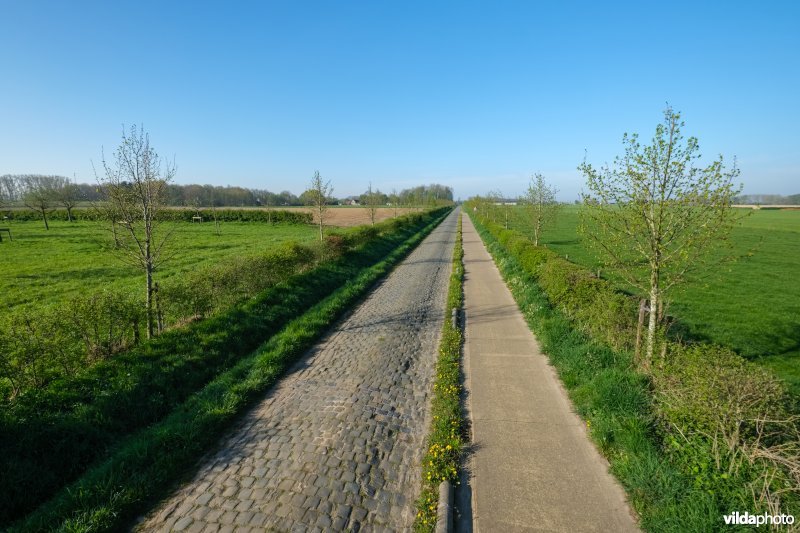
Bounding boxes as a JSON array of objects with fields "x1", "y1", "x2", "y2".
[
  {"x1": 139, "y1": 209, "x2": 458, "y2": 532},
  {"x1": 459, "y1": 214, "x2": 638, "y2": 531}
]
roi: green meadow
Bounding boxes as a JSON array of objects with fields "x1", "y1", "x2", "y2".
[
  {"x1": 0, "y1": 219, "x2": 317, "y2": 311},
  {"x1": 504, "y1": 205, "x2": 800, "y2": 393}
]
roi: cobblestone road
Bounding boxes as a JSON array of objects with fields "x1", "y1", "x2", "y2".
[{"x1": 140, "y1": 210, "x2": 458, "y2": 533}]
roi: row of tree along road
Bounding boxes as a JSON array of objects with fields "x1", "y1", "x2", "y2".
[{"x1": 470, "y1": 107, "x2": 798, "y2": 525}]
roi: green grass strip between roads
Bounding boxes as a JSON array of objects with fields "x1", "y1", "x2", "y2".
[
  {"x1": 414, "y1": 213, "x2": 465, "y2": 531},
  {"x1": 13, "y1": 210, "x2": 451, "y2": 532}
]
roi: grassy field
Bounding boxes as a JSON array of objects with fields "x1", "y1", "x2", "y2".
[
  {"x1": 502, "y1": 205, "x2": 800, "y2": 393},
  {"x1": 0, "y1": 219, "x2": 317, "y2": 311}
]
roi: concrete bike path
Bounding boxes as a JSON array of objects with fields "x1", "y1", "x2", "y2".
[
  {"x1": 139, "y1": 210, "x2": 459, "y2": 532},
  {"x1": 461, "y1": 215, "x2": 639, "y2": 532}
]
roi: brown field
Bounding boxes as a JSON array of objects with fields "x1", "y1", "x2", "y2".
[{"x1": 278, "y1": 206, "x2": 423, "y2": 226}]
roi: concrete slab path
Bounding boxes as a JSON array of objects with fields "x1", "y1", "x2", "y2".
[{"x1": 460, "y1": 215, "x2": 639, "y2": 532}]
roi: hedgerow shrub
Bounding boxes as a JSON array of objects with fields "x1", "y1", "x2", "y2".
[
  {"x1": 481, "y1": 218, "x2": 640, "y2": 352},
  {"x1": 653, "y1": 343, "x2": 798, "y2": 512},
  {"x1": 65, "y1": 290, "x2": 144, "y2": 360}
]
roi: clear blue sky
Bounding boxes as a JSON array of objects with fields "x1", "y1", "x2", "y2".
[{"x1": 1, "y1": 1, "x2": 798, "y2": 200}]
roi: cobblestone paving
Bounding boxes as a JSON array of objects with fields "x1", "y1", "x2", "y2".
[{"x1": 139, "y1": 210, "x2": 458, "y2": 533}]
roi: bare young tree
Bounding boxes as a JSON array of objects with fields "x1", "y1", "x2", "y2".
[
  {"x1": 307, "y1": 170, "x2": 333, "y2": 240},
  {"x1": 390, "y1": 188, "x2": 399, "y2": 218},
  {"x1": 365, "y1": 182, "x2": 379, "y2": 226},
  {"x1": 55, "y1": 175, "x2": 81, "y2": 222},
  {"x1": 579, "y1": 107, "x2": 742, "y2": 364},
  {"x1": 20, "y1": 175, "x2": 60, "y2": 230},
  {"x1": 485, "y1": 189, "x2": 503, "y2": 225},
  {"x1": 524, "y1": 173, "x2": 561, "y2": 246},
  {"x1": 96, "y1": 125, "x2": 176, "y2": 339}
]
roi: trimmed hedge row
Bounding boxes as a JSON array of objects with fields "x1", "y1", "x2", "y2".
[
  {"x1": 0, "y1": 207, "x2": 312, "y2": 224},
  {"x1": 483, "y1": 220, "x2": 639, "y2": 352},
  {"x1": 0, "y1": 207, "x2": 449, "y2": 527},
  {"x1": 469, "y1": 212, "x2": 800, "y2": 530}
]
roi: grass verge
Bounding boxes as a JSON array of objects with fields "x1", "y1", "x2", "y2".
[
  {"x1": 414, "y1": 213, "x2": 465, "y2": 531},
  {"x1": 469, "y1": 213, "x2": 726, "y2": 532},
  {"x1": 7, "y1": 208, "x2": 451, "y2": 531}
]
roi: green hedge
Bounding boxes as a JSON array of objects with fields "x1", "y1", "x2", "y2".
[{"x1": 0, "y1": 207, "x2": 450, "y2": 527}]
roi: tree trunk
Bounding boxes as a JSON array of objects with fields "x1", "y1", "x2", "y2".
[
  {"x1": 646, "y1": 271, "x2": 659, "y2": 363},
  {"x1": 635, "y1": 298, "x2": 647, "y2": 364},
  {"x1": 534, "y1": 216, "x2": 541, "y2": 246},
  {"x1": 41, "y1": 208, "x2": 49, "y2": 230},
  {"x1": 155, "y1": 282, "x2": 164, "y2": 334},
  {"x1": 66, "y1": 207, "x2": 73, "y2": 222},
  {"x1": 145, "y1": 241, "x2": 154, "y2": 339}
]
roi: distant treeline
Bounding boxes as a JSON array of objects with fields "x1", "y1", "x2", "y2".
[
  {"x1": 0, "y1": 174, "x2": 453, "y2": 208},
  {"x1": 734, "y1": 193, "x2": 800, "y2": 205},
  {"x1": 2, "y1": 208, "x2": 312, "y2": 224}
]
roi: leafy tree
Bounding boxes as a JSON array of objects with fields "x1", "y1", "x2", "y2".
[
  {"x1": 524, "y1": 173, "x2": 561, "y2": 246},
  {"x1": 579, "y1": 107, "x2": 742, "y2": 364},
  {"x1": 307, "y1": 170, "x2": 333, "y2": 240},
  {"x1": 96, "y1": 124, "x2": 176, "y2": 339}
]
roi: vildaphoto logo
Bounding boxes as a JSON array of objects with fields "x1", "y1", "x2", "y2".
[{"x1": 723, "y1": 511, "x2": 795, "y2": 527}]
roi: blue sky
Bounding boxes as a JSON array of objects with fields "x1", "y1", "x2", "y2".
[{"x1": 1, "y1": 1, "x2": 798, "y2": 200}]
